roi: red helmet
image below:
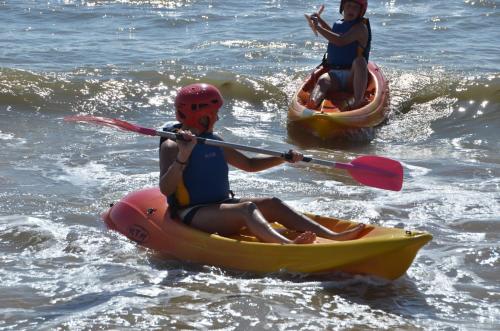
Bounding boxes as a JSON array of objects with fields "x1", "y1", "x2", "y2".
[
  {"x1": 175, "y1": 83, "x2": 223, "y2": 133},
  {"x1": 340, "y1": 0, "x2": 368, "y2": 18}
]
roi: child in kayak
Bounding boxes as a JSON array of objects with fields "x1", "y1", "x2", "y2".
[
  {"x1": 159, "y1": 83, "x2": 365, "y2": 244},
  {"x1": 307, "y1": 0, "x2": 371, "y2": 110}
]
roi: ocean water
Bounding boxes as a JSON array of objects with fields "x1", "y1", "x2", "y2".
[{"x1": 1, "y1": 0, "x2": 499, "y2": 330}]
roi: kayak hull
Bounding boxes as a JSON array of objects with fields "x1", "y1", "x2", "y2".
[
  {"x1": 288, "y1": 62, "x2": 389, "y2": 140},
  {"x1": 104, "y1": 187, "x2": 431, "y2": 280}
]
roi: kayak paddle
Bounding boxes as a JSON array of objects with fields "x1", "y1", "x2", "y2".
[
  {"x1": 64, "y1": 115, "x2": 404, "y2": 191},
  {"x1": 304, "y1": 5, "x2": 324, "y2": 36}
]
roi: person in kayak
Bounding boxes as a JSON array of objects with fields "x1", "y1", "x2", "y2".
[
  {"x1": 307, "y1": 0, "x2": 371, "y2": 110},
  {"x1": 159, "y1": 83, "x2": 365, "y2": 245}
]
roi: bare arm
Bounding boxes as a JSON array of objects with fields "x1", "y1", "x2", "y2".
[
  {"x1": 315, "y1": 14, "x2": 330, "y2": 30},
  {"x1": 159, "y1": 131, "x2": 197, "y2": 197},
  {"x1": 314, "y1": 19, "x2": 368, "y2": 47},
  {"x1": 223, "y1": 148, "x2": 303, "y2": 172}
]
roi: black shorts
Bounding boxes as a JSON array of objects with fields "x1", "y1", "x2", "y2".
[{"x1": 177, "y1": 198, "x2": 241, "y2": 225}]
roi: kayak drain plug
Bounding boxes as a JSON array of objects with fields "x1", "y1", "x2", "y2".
[{"x1": 147, "y1": 208, "x2": 156, "y2": 215}]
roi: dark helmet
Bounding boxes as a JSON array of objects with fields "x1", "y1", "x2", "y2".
[
  {"x1": 174, "y1": 83, "x2": 224, "y2": 133},
  {"x1": 340, "y1": 0, "x2": 368, "y2": 18}
]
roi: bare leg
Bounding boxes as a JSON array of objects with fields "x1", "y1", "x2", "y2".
[
  {"x1": 308, "y1": 72, "x2": 338, "y2": 108},
  {"x1": 350, "y1": 56, "x2": 368, "y2": 108},
  {"x1": 249, "y1": 197, "x2": 365, "y2": 241},
  {"x1": 189, "y1": 202, "x2": 316, "y2": 244}
]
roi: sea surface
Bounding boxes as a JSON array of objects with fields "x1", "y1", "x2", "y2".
[{"x1": 1, "y1": 0, "x2": 499, "y2": 330}]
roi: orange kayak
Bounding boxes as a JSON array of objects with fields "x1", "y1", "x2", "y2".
[
  {"x1": 103, "y1": 187, "x2": 431, "y2": 280},
  {"x1": 288, "y1": 62, "x2": 389, "y2": 139}
]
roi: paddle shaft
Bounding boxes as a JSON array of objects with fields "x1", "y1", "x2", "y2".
[
  {"x1": 150, "y1": 127, "x2": 345, "y2": 169},
  {"x1": 305, "y1": 5, "x2": 325, "y2": 36},
  {"x1": 64, "y1": 115, "x2": 403, "y2": 191}
]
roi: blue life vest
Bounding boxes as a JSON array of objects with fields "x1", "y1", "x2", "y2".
[
  {"x1": 161, "y1": 124, "x2": 230, "y2": 209},
  {"x1": 326, "y1": 18, "x2": 371, "y2": 69}
]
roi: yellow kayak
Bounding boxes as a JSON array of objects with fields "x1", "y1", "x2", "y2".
[
  {"x1": 103, "y1": 187, "x2": 431, "y2": 280},
  {"x1": 288, "y1": 62, "x2": 389, "y2": 139}
]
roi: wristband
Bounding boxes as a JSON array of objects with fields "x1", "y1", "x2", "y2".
[{"x1": 175, "y1": 158, "x2": 188, "y2": 165}]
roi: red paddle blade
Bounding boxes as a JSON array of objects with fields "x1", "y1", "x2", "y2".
[
  {"x1": 64, "y1": 116, "x2": 157, "y2": 136},
  {"x1": 348, "y1": 155, "x2": 404, "y2": 191}
]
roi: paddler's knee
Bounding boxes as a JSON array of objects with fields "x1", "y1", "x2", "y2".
[
  {"x1": 238, "y1": 201, "x2": 259, "y2": 216},
  {"x1": 316, "y1": 73, "x2": 332, "y2": 90}
]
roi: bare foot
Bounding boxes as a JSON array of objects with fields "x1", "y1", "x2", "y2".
[
  {"x1": 292, "y1": 231, "x2": 317, "y2": 244},
  {"x1": 331, "y1": 223, "x2": 366, "y2": 241}
]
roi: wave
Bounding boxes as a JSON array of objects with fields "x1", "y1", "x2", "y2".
[
  {"x1": 372, "y1": 68, "x2": 499, "y2": 146},
  {"x1": 1, "y1": 66, "x2": 497, "y2": 144},
  {"x1": 0, "y1": 66, "x2": 288, "y2": 115}
]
